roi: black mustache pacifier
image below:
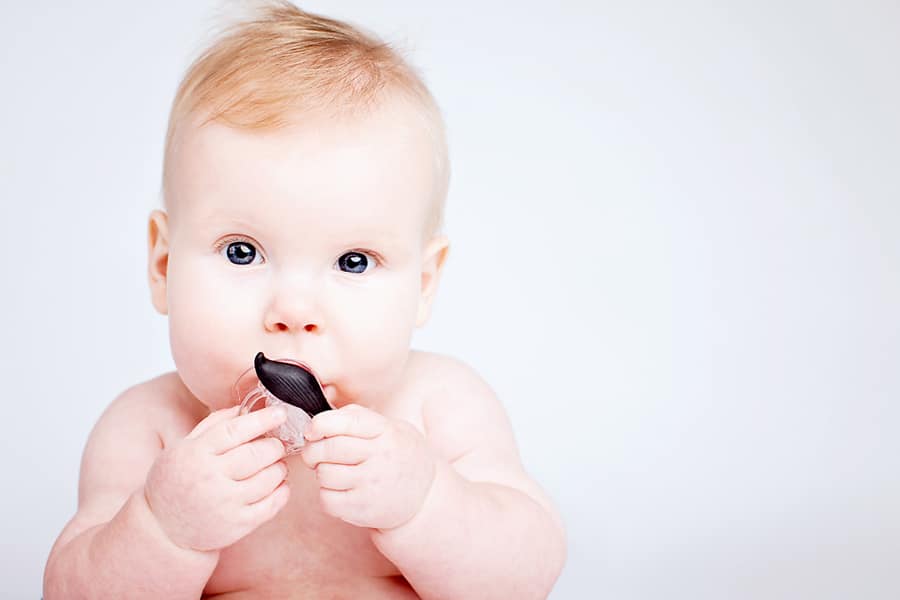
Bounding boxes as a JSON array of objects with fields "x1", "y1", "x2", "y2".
[{"x1": 233, "y1": 352, "x2": 333, "y2": 453}]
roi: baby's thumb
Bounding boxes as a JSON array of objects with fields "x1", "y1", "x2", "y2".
[{"x1": 186, "y1": 405, "x2": 241, "y2": 440}]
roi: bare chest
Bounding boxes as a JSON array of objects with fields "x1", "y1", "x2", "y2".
[
  {"x1": 204, "y1": 463, "x2": 398, "y2": 592},
  {"x1": 203, "y1": 405, "x2": 427, "y2": 597}
]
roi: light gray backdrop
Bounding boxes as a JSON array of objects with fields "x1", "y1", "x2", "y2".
[{"x1": 2, "y1": 1, "x2": 898, "y2": 598}]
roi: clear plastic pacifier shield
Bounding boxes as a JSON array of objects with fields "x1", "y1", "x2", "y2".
[{"x1": 232, "y1": 356, "x2": 326, "y2": 454}]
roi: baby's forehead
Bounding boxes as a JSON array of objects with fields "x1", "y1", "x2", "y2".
[
  {"x1": 166, "y1": 97, "x2": 438, "y2": 245},
  {"x1": 192, "y1": 203, "x2": 420, "y2": 246},
  {"x1": 169, "y1": 145, "x2": 430, "y2": 256},
  {"x1": 178, "y1": 97, "x2": 430, "y2": 161},
  {"x1": 194, "y1": 103, "x2": 428, "y2": 175}
]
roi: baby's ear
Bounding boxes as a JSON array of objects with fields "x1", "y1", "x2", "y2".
[
  {"x1": 147, "y1": 209, "x2": 170, "y2": 315},
  {"x1": 416, "y1": 235, "x2": 450, "y2": 328}
]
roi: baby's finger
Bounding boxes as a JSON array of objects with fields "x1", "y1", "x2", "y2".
[
  {"x1": 223, "y1": 436, "x2": 287, "y2": 480},
  {"x1": 185, "y1": 405, "x2": 241, "y2": 440},
  {"x1": 300, "y1": 435, "x2": 371, "y2": 470},
  {"x1": 304, "y1": 404, "x2": 386, "y2": 442},
  {"x1": 245, "y1": 480, "x2": 290, "y2": 524},
  {"x1": 315, "y1": 463, "x2": 357, "y2": 491},
  {"x1": 239, "y1": 460, "x2": 289, "y2": 504},
  {"x1": 203, "y1": 405, "x2": 287, "y2": 454}
]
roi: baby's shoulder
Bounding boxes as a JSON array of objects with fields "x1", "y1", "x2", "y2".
[
  {"x1": 93, "y1": 371, "x2": 207, "y2": 448},
  {"x1": 403, "y1": 350, "x2": 518, "y2": 462},
  {"x1": 404, "y1": 350, "x2": 496, "y2": 403},
  {"x1": 402, "y1": 351, "x2": 563, "y2": 529},
  {"x1": 66, "y1": 372, "x2": 205, "y2": 536}
]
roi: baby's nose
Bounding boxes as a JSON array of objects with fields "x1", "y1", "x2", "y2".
[
  {"x1": 269, "y1": 321, "x2": 318, "y2": 333},
  {"x1": 265, "y1": 307, "x2": 322, "y2": 334},
  {"x1": 263, "y1": 275, "x2": 324, "y2": 334}
]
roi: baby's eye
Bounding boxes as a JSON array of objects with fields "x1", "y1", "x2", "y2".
[
  {"x1": 221, "y1": 240, "x2": 262, "y2": 266},
  {"x1": 336, "y1": 251, "x2": 376, "y2": 274}
]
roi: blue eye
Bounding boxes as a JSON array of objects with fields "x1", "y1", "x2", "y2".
[
  {"x1": 336, "y1": 251, "x2": 374, "y2": 274},
  {"x1": 222, "y1": 241, "x2": 260, "y2": 266}
]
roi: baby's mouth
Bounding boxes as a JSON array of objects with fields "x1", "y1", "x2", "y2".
[{"x1": 253, "y1": 352, "x2": 332, "y2": 417}]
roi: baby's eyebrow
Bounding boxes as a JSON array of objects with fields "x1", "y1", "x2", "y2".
[
  {"x1": 188, "y1": 208, "x2": 253, "y2": 231},
  {"x1": 196, "y1": 212, "x2": 410, "y2": 251},
  {"x1": 201, "y1": 215, "x2": 261, "y2": 231}
]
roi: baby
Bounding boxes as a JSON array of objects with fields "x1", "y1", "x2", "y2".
[{"x1": 42, "y1": 2, "x2": 566, "y2": 598}]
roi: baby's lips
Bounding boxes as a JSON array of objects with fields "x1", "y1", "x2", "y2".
[{"x1": 253, "y1": 352, "x2": 332, "y2": 417}]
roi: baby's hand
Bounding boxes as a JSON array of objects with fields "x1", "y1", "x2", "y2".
[
  {"x1": 144, "y1": 404, "x2": 290, "y2": 552},
  {"x1": 300, "y1": 404, "x2": 436, "y2": 530}
]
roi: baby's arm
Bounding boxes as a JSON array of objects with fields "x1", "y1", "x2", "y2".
[
  {"x1": 43, "y1": 384, "x2": 218, "y2": 599},
  {"x1": 370, "y1": 358, "x2": 567, "y2": 600},
  {"x1": 43, "y1": 382, "x2": 290, "y2": 599}
]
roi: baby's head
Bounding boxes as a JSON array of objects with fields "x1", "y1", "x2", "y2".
[{"x1": 147, "y1": 1, "x2": 450, "y2": 412}]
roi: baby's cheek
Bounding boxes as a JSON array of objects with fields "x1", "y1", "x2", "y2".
[
  {"x1": 334, "y1": 285, "x2": 418, "y2": 393},
  {"x1": 169, "y1": 327, "x2": 238, "y2": 409},
  {"x1": 343, "y1": 283, "x2": 416, "y2": 346},
  {"x1": 166, "y1": 263, "x2": 251, "y2": 408}
]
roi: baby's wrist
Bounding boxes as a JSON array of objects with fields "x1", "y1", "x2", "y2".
[
  {"x1": 374, "y1": 456, "x2": 446, "y2": 537},
  {"x1": 136, "y1": 487, "x2": 221, "y2": 563}
]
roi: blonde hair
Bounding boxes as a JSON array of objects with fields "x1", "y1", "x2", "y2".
[{"x1": 161, "y1": 0, "x2": 449, "y2": 236}]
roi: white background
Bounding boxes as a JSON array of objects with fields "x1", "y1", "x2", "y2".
[{"x1": 2, "y1": 1, "x2": 898, "y2": 598}]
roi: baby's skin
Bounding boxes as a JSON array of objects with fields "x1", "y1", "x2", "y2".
[{"x1": 43, "y1": 98, "x2": 566, "y2": 599}]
